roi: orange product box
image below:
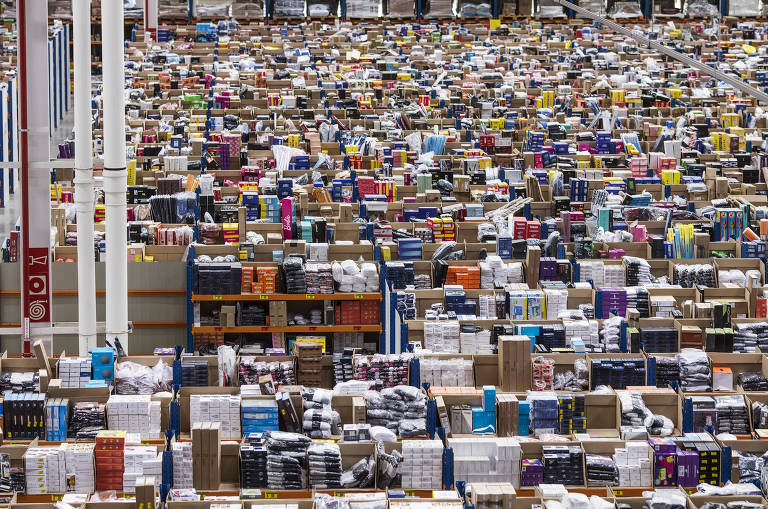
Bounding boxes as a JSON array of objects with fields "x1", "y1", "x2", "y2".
[{"x1": 242, "y1": 266, "x2": 254, "y2": 293}]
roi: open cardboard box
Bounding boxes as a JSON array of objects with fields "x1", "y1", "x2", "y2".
[
  {"x1": 687, "y1": 495, "x2": 767, "y2": 509},
  {"x1": 717, "y1": 439, "x2": 768, "y2": 482},
  {"x1": 587, "y1": 353, "x2": 647, "y2": 390},
  {"x1": 617, "y1": 389, "x2": 682, "y2": 436},
  {"x1": 520, "y1": 440, "x2": 585, "y2": 487},
  {"x1": 635, "y1": 318, "x2": 680, "y2": 353},
  {"x1": 701, "y1": 287, "x2": 751, "y2": 319}
]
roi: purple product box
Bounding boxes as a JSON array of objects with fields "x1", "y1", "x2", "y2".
[
  {"x1": 540, "y1": 258, "x2": 558, "y2": 280},
  {"x1": 521, "y1": 458, "x2": 544, "y2": 487},
  {"x1": 677, "y1": 450, "x2": 699, "y2": 487},
  {"x1": 649, "y1": 438, "x2": 677, "y2": 453}
]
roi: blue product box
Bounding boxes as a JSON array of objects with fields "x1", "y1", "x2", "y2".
[
  {"x1": 92, "y1": 347, "x2": 115, "y2": 381},
  {"x1": 482, "y1": 385, "x2": 496, "y2": 412},
  {"x1": 444, "y1": 290, "x2": 466, "y2": 305},
  {"x1": 498, "y1": 236, "x2": 513, "y2": 259}
]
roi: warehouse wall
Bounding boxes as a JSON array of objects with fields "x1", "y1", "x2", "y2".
[{"x1": 0, "y1": 262, "x2": 187, "y2": 354}]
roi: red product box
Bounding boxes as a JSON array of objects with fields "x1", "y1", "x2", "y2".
[
  {"x1": 526, "y1": 221, "x2": 541, "y2": 240},
  {"x1": 360, "y1": 301, "x2": 380, "y2": 324},
  {"x1": 513, "y1": 217, "x2": 528, "y2": 240}
]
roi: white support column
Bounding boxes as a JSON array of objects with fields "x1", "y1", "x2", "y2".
[
  {"x1": 144, "y1": 0, "x2": 158, "y2": 41},
  {"x1": 17, "y1": 0, "x2": 53, "y2": 356},
  {"x1": 102, "y1": 0, "x2": 129, "y2": 352},
  {"x1": 73, "y1": 0, "x2": 97, "y2": 356}
]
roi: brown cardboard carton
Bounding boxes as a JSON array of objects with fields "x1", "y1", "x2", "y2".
[
  {"x1": 498, "y1": 335, "x2": 531, "y2": 392},
  {"x1": 352, "y1": 396, "x2": 366, "y2": 425},
  {"x1": 191, "y1": 422, "x2": 203, "y2": 490},
  {"x1": 209, "y1": 422, "x2": 221, "y2": 490},
  {"x1": 220, "y1": 306, "x2": 236, "y2": 328}
]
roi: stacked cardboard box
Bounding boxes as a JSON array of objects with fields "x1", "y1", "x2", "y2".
[
  {"x1": 293, "y1": 341, "x2": 323, "y2": 386},
  {"x1": 498, "y1": 336, "x2": 532, "y2": 392},
  {"x1": 470, "y1": 483, "x2": 516, "y2": 509},
  {"x1": 191, "y1": 421, "x2": 222, "y2": 491}
]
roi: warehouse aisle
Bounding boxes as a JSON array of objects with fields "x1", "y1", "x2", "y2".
[{"x1": 0, "y1": 109, "x2": 74, "y2": 241}]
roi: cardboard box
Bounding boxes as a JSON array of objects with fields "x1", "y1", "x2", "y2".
[
  {"x1": 220, "y1": 305, "x2": 236, "y2": 328},
  {"x1": 498, "y1": 335, "x2": 531, "y2": 392},
  {"x1": 209, "y1": 422, "x2": 221, "y2": 489},
  {"x1": 352, "y1": 396, "x2": 366, "y2": 425}
]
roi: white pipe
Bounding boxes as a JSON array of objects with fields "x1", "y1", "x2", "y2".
[
  {"x1": 144, "y1": 0, "x2": 158, "y2": 41},
  {"x1": 18, "y1": 0, "x2": 53, "y2": 356},
  {"x1": 102, "y1": 0, "x2": 129, "y2": 352},
  {"x1": 73, "y1": 0, "x2": 96, "y2": 356}
]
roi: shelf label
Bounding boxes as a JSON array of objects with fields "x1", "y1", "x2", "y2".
[
  {"x1": 305, "y1": 294, "x2": 315, "y2": 300},
  {"x1": 212, "y1": 295, "x2": 222, "y2": 301},
  {"x1": 214, "y1": 327, "x2": 223, "y2": 332},
  {"x1": 264, "y1": 493, "x2": 278, "y2": 499},
  {"x1": 333, "y1": 492, "x2": 345, "y2": 497},
  {"x1": 260, "y1": 326, "x2": 269, "y2": 332},
  {"x1": 354, "y1": 294, "x2": 363, "y2": 299},
  {"x1": 353, "y1": 326, "x2": 361, "y2": 331},
  {"x1": 259, "y1": 294, "x2": 269, "y2": 300},
  {"x1": 308, "y1": 326, "x2": 317, "y2": 331},
  {"x1": 404, "y1": 491, "x2": 415, "y2": 497}
]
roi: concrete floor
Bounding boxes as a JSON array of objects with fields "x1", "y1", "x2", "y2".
[{"x1": 0, "y1": 107, "x2": 74, "y2": 241}]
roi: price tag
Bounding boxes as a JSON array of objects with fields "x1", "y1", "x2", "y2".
[
  {"x1": 333, "y1": 492, "x2": 345, "y2": 497},
  {"x1": 260, "y1": 326, "x2": 270, "y2": 332},
  {"x1": 264, "y1": 493, "x2": 278, "y2": 499},
  {"x1": 259, "y1": 294, "x2": 269, "y2": 300},
  {"x1": 214, "y1": 327, "x2": 223, "y2": 332},
  {"x1": 305, "y1": 294, "x2": 315, "y2": 300},
  {"x1": 489, "y1": 19, "x2": 500, "y2": 29},
  {"x1": 353, "y1": 326, "x2": 361, "y2": 331},
  {"x1": 308, "y1": 326, "x2": 317, "y2": 331},
  {"x1": 354, "y1": 294, "x2": 363, "y2": 299},
  {"x1": 404, "y1": 491, "x2": 415, "y2": 497},
  {"x1": 212, "y1": 295, "x2": 222, "y2": 301}
]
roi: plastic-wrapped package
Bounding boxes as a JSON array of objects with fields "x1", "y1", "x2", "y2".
[
  {"x1": 585, "y1": 455, "x2": 618, "y2": 486},
  {"x1": 307, "y1": 0, "x2": 333, "y2": 16},
  {"x1": 672, "y1": 264, "x2": 715, "y2": 288},
  {"x1": 339, "y1": 456, "x2": 376, "y2": 488},
  {"x1": 345, "y1": 0, "x2": 378, "y2": 17},
  {"x1": 265, "y1": 431, "x2": 312, "y2": 489},
  {"x1": 284, "y1": 257, "x2": 308, "y2": 294},
  {"x1": 729, "y1": 0, "x2": 759, "y2": 16},
  {"x1": 387, "y1": 0, "x2": 414, "y2": 17},
  {"x1": 308, "y1": 443, "x2": 343, "y2": 488},
  {"x1": 425, "y1": 0, "x2": 452, "y2": 17},
  {"x1": 115, "y1": 361, "x2": 154, "y2": 394},
  {"x1": 151, "y1": 360, "x2": 173, "y2": 393},
  {"x1": 600, "y1": 316, "x2": 622, "y2": 353},
  {"x1": 643, "y1": 413, "x2": 674, "y2": 436},
  {"x1": 69, "y1": 402, "x2": 106, "y2": 440},
  {"x1": 538, "y1": 0, "x2": 565, "y2": 17},
  {"x1": 365, "y1": 386, "x2": 426, "y2": 438},
  {"x1": 375, "y1": 441, "x2": 402, "y2": 488},
  {"x1": 678, "y1": 348, "x2": 712, "y2": 392},
  {"x1": 239, "y1": 358, "x2": 295, "y2": 387},
  {"x1": 532, "y1": 357, "x2": 555, "y2": 391},
  {"x1": 217, "y1": 345, "x2": 236, "y2": 386},
  {"x1": 553, "y1": 359, "x2": 589, "y2": 392},
  {"x1": 302, "y1": 388, "x2": 340, "y2": 439},
  {"x1": 738, "y1": 372, "x2": 768, "y2": 391}
]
